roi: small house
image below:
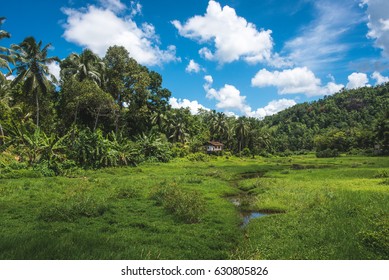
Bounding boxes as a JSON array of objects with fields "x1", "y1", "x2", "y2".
[{"x1": 206, "y1": 141, "x2": 224, "y2": 153}]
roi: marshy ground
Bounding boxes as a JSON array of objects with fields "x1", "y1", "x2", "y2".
[{"x1": 0, "y1": 155, "x2": 388, "y2": 260}]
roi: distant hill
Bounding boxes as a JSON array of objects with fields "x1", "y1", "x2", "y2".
[{"x1": 260, "y1": 83, "x2": 389, "y2": 154}]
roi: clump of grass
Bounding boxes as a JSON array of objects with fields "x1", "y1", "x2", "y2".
[
  {"x1": 39, "y1": 193, "x2": 109, "y2": 222},
  {"x1": 205, "y1": 170, "x2": 222, "y2": 178},
  {"x1": 151, "y1": 184, "x2": 207, "y2": 223},
  {"x1": 358, "y1": 218, "x2": 389, "y2": 259},
  {"x1": 116, "y1": 186, "x2": 141, "y2": 199},
  {"x1": 187, "y1": 177, "x2": 203, "y2": 184},
  {"x1": 374, "y1": 170, "x2": 389, "y2": 178},
  {"x1": 379, "y1": 179, "x2": 389, "y2": 186}
]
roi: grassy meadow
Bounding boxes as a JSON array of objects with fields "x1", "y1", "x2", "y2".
[{"x1": 0, "y1": 154, "x2": 388, "y2": 260}]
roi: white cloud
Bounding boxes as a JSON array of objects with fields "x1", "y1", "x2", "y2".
[
  {"x1": 362, "y1": 0, "x2": 389, "y2": 57},
  {"x1": 203, "y1": 76, "x2": 295, "y2": 119},
  {"x1": 47, "y1": 61, "x2": 61, "y2": 82},
  {"x1": 169, "y1": 97, "x2": 209, "y2": 115},
  {"x1": 62, "y1": 5, "x2": 178, "y2": 66},
  {"x1": 371, "y1": 71, "x2": 389, "y2": 85},
  {"x1": 204, "y1": 75, "x2": 213, "y2": 84},
  {"x1": 185, "y1": 59, "x2": 204, "y2": 73},
  {"x1": 251, "y1": 67, "x2": 344, "y2": 97},
  {"x1": 130, "y1": 1, "x2": 142, "y2": 17},
  {"x1": 204, "y1": 76, "x2": 250, "y2": 113},
  {"x1": 172, "y1": 0, "x2": 273, "y2": 65},
  {"x1": 6, "y1": 74, "x2": 15, "y2": 81},
  {"x1": 99, "y1": 0, "x2": 126, "y2": 13},
  {"x1": 248, "y1": 99, "x2": 297, "y2": 119},
  {"x1": 283, "y1": 1, "x2": 361, "y2": 70},
  {"x1": 346, "y1": 72, "x2": 370, "y2": 89}
]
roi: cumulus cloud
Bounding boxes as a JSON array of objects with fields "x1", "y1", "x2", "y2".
[
  {"x1": 185, "y1": 59, "x2": 204, "y2": 73},
  {"x1": 362, "y1": 0, "x2": 389, "y2": 57},
  {"x1": 172, "y1": 0, "x2": 273, "y2": 65},
  {"x1": 204, "y1": 76, "x2": 250, "y2": 113},
  {"x1": 62, "y1": 3, "x2": 178, "y2": 66},
  {"x1": 99, "y1": 0, "x2": 126, "y2": 13},
  {"x1": 371, "y1": 71, "x2": 389, "y2": 85},
  {"x1": 248, "y1": 99, "x2": 297, "y2": 119},
  {"x1": 169, "y1": 97, "x2": 209, "y2": 115},
  {"x1": 346, "y1": 72, "x2": 370, "y2": 89},
  {"x1": 251, "y1": 67, "x2": 344, "y2": 97},
  {"x1": 203, "y1": 76, "x2": 295, "y2": 119},
  {"x1": 204, "y1": 75, "x2": 213, "y2": 84}
]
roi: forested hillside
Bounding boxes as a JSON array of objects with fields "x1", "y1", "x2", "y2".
[{"x1": 260, "y1": 85, "x2": 389, "y2": 155}]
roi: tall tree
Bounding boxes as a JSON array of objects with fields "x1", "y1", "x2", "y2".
[
  {"x1": 11, "y1": 37, "x2": 60, "y2": 128},
  {"x1": 235, "y1": 117, "x2": 249, "y2": 155},
  {"x1": 60, "y1": 49, "x2": 105, "y2": 86},
  {"x1": 0, "y1": 17, "x2": 13, "y2": 84}
]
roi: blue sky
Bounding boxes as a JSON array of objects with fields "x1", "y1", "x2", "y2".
[{"x1": 2, "y1": 0, "x2": 389, "y2": 118}]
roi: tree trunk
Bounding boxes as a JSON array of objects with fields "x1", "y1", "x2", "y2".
[
  {"x1": 94, "y1": 106, "x2": 101, "y2": 131},
  {"x1": 35, "y1": 89, "x2": 40, "y2": 128},
  {"x1": 0, "y1": 122, "x2": 4, "y2": 145},
  {"x1": 115, "y1": 109, "x2": 119, "y2": 135}
]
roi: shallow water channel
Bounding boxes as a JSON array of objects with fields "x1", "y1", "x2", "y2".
[{"x1": 229, "y1": 197, "x2": 268, "y2": 227}]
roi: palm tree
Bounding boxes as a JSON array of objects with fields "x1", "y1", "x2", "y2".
[
  {"x1": 235, "y1": 117, "x2": 249, "y2": 155},
  {"x1": 60, "y1": 49, "x2": 105, "y2": 86},
  {"x1": 168, "y1": 110, "x2": 189, "y2": 144},
  {"x1": 0, "y1": 17, "x2": 12, "y2": 145},
  {"x1": 211, "y1": 112, "x2": 228, "y2": 141},
  {"x1": 151, "y1": 111, "x2": 168, "y2": 133},
  {"x1": 11, "y1": 37, "x2": 60, "y2": 128},
  {"x1": 0, "y1": 17, "x2": 13, "y2": 84}
]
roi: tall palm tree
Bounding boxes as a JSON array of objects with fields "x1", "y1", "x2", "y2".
[
  {"x1": 235, "y1": 117, "x2": 249, "y2": 155},
  {"x1": 11, "y1": 37, "x2": 60, "y2": 128},
  {"x1": 168, "y1": 110, "x2": 189, "y2": 144},
  {"x1": 211, "y1": 112, "x2": 228, "y2": 141},
  {"x1": 0, "y1": 17, "x2": 13, "y2": 83},
  {"x1": 60, "y1": 49, "x2": 105, "y2": 86}
]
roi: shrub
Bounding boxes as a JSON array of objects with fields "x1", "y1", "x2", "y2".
[
  {"x1": 374, "y1": 170, "x2": 389, "y2": 178},
  {"x1": 39, "y1": 193, "x2": 109, "y2": 222},
  {"x1": 187, "y1": 152, "x2": 210, "y2": 162},
  {"x1": 151, "y1": 184, "x2": 206, "y2": 223},
  {"x1": 242, "y1": 148, "x2": 251, "y2": 157},
  {"x1": 171, "y1": 144, "x2": 190, "y2": 158},
  {"x1": 116, "y1": 187, "x2": 141, "y2": 199}
]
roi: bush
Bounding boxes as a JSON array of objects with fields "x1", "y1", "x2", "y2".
[
  {"x1": 374, "y1": 170, "x2": 389, "y2": 178},
  {"x1": 316, "y1": 149, "x2": 340, "y2": 158},
  {"x1": 187, "y1": 152, "x2": 210, "y2": 162},
  {"x1": 171, "y1": 144, "x2": 190, "y2": 158},
  {"x1": 242, "y1": 148, "x2": 251, "y2": 157},
  {"x1": 39, "y1": 193, "x2": 109, "y2": 222},
  {"x1": 151, "y1": 184, "x2": 206, "y2": 223}
]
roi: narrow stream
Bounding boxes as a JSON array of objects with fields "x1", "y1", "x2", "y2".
[
  {"x1": 229, "y1": 196, "x2": 268, "y2": 227},
  {"x1": 241, "y1": 211, "x2": 267, "y2": 227}
]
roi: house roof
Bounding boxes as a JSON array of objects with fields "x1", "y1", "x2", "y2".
[{"x1": 208, "y1": 141, "x2": 224, "y2": 146}]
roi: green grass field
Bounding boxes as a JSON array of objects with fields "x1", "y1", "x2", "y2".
[{"x1": 0, "y1": 155, "x2": 388, "y2": 260}]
